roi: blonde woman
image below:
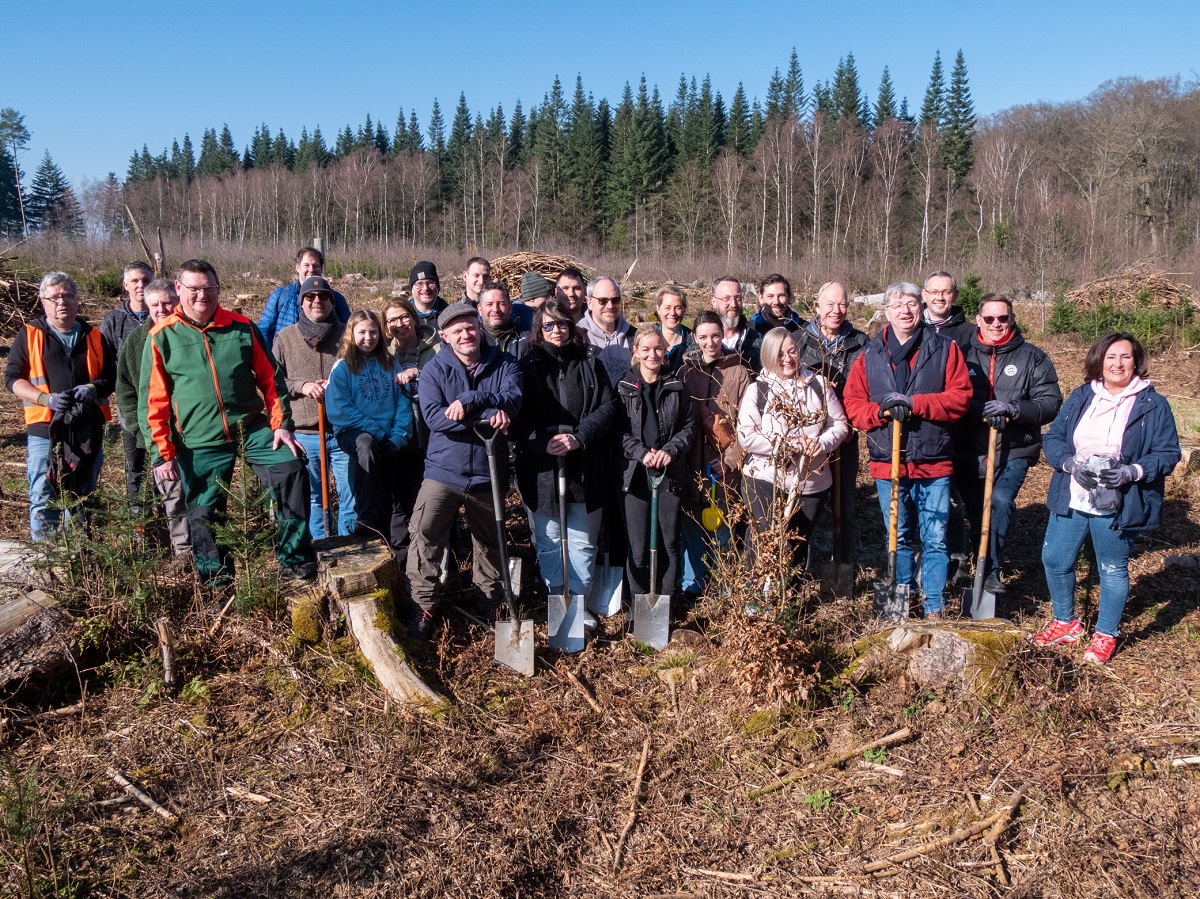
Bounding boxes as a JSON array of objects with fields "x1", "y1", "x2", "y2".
[
  {"x1": 737, "y1": 326, "x2": 849, "y2": 571},
  {"x1": 616, "y1": 326, "x2": 697, "y2": 601}
]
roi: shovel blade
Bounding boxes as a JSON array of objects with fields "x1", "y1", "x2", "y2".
[
  {"x1": 963, "y1": 584, "x2": 997, "y2": 620},
  {"x1": 633, "y1": 593, "x2": 671, "y2": 650},
  {"x1": 820, "y1": 562, "x2": 857, "y2": 601},
  {"x1": 873, "y1": 582, "x2": 910, "y2": 622},
  {"x1": 586, "y1": 559, "x2": 624, "y2": 617},
  {"x1": 547, "y1": 593, "x2": 587, "y2": 653},
  {"x1": 494, "y1": 617, "x2": 535, "y2": 677}
]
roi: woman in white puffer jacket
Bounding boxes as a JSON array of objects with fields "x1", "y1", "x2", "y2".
[{"x1": 737, "y1": 327, "x2": 850, "y2": 572}]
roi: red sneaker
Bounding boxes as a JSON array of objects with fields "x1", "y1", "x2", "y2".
[
  {"x1": 1083, "y1": 632, "x2": 1117, "y2": 665},
  {"x1": 1030, "y1": 618, "x2": 1085, "y2": 647}
]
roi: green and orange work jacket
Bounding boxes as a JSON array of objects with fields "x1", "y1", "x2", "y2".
[{"x1": 139, "y1": 306, "x2": 293, "y2": 463}]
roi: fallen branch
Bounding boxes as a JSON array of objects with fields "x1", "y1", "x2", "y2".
[
  {"x1": 863, "y1": 782, "x2": 1026, "y2": 875},
  {"x1": 225, "y1": 785, "x2": 271, "y2": 804},
  {"x1": 611, "y1": 736, "x2": 651, "y2": 874},
  {"x1": 106, "y1": 767, "x2": 177, "y2": 823},
  {"x1": 561, "y1": 664, "x2": 603, "y2": 714},
  {"x1": 1170, "y1": 756, "x2": 1200, "y2": 768},
  {"x1": 208, "y1": 594, "x2": 237, "y2": 638},
  {"x1": 857, "y1": 760, "x2": 904, "y2": 778},
  {"x1": 748, "y1": 727, "x2": 913, "y2": 799},
  {"x1": 1, "y1": 699, "x2": 85, "y2": 729}
]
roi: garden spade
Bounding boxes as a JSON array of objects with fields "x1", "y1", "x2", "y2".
[
  {"x1": 820, "y1": 454, "x2": 856, "y2": 600},
  {"x1": 873, "y1": 417, "x2": 910, "y2": 621},
  {"x1": 633, "y1": 467, "x2": 671, "y2": 650},
  {"x1": 547, "y1": 453, "x2": 586, "y2": 653},
  {"x1": 963, "y1": 426, "x2": 999, "y2": 620},
  {"x1": 476, "y1": 423, "x2": 535, "y2": 676}
]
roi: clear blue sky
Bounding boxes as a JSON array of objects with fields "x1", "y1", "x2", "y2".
[{"x1": 10, "y1": 0, "x2": 1200, "y2": 190}]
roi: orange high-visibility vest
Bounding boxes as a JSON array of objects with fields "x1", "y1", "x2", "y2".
[{"x1": 21, "y1": 324, "x2": 112, "y2": 425}]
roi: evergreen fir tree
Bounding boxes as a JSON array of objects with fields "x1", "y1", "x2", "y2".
[
  {"x1": 179, "y1": 133, "x2": 196, "y2": 181},
  {"x1": 445, "y1": 93, "x2": 473, "y2": 198},
  {"x1": 295, "y1": 128, "x2": 316, "y2": 171},
  {"x1": 782, "y1": 48, "x2": 805, "y2": 118},
  {"x1": 874, "y1": 66, "x2": 898, "y2": 124},
  {"x1": 0, "y1": 146, "x2": 22, "y2": 234},
  {"x1": 595, "y1": 97, "x2": 612, "y2": 164},
  {"x1": 374, "y1": 119, "x2": 389, "y2": 154},
  {"x1": 407, "y1": 111, "x2": 423, "y2": 151},
  {"x1": 899, "y1": 97, "x2": 913, "y2": 124},
  {"x1": 831, "y1": 53, "x2": 864, "y2": 124},
  {"x1": 334, "y1": 125, "x2": 355, "y2": 158},
  {"x1": 604, "y1": 83, "x2": 637, "y2": 221},
  {"x1": 941, "y1": 49, "x2": 976, "y2": 185},
  {"x1": 920, "y1": 51, "x2": 945, "y2": 126},
  {"x1": 392, "y1": 107, "x2": 409, "y2": 153},
  {"x1": 564, "y1": 76, "x2": 603, "y2": 230},
  {"x1": 27, "y1": 151, "x2": 75, "y2": 232},
  {"x1": 507, "y1": 101, "x2": 525, "y2": 166},
  {"x1": 764, "y1": 68, "x2": 785, "y2": 121},
  {"x1": 427, "y1": 99, "x2": 446, "y2": 158},
  {"x1": 726, "y1": 84, "x2": 752, "y2": 155},
  {"x1": 310, "y1": 127, "x2": 330, "y2": 166},
  {"x1": 196, "y1": 128, "x2": 221, "y2": 176},
  {"x1": 218, "y1": 125, "x2": 239, "y2": 171},
  {"x1": 533, "y1": 77, "x2": 568, "y2": 198},
  {"x1": 749, "y1": 98, "x2": 765, "y2": 147},
  {"x1": 813, "y1": 81, "x2": 833, "y2": 115}
]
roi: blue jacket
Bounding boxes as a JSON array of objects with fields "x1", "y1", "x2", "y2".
[
  {"x1": 257, "y1": 281, "x2": 351, "y2": 349},
  {"x1": 750, "y1": 307, "x2": 805, "y2": 337},
  {"x1": 418, "y1": 343, "x2": 523, "y2": 491},
  {"x1": 1043, "y1": 383, "x2": 1180, "y2": 534},
  {"x1": 325, "y1": 356, "x2": 413, "y2": 449}
]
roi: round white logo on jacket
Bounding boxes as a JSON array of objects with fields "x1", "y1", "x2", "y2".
[{"x1": 1003, "y1": 364, "x2": 1018, "y2": 376}]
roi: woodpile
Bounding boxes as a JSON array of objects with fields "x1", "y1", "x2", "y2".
[
  {"x1": 1065, "y1": 263, "x2": 1195, "y2": 311},
  {"x1": 0, "y1": 256, "x2": 41, "y2": 335},
  {"x1": 488, "y1": 252, "x2": 593, "y2": 298}
]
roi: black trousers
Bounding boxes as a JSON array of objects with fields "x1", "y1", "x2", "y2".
[
  {"x1": 622, "y1": 473, "x2": 682, "y2": 597},
  {"x1": 743, "y1": 476, "x2": 826, "y2": 573},
  {"x1": 122, "y1": 427, "x2": 147, "y2": 509},
  {"x1": 337, "y1": 429, "x2": 409, "y2": 560}
]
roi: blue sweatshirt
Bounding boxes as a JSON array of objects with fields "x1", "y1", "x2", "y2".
[{"x1": 325, "y1": 356, "x2": 413, "y2": 448}]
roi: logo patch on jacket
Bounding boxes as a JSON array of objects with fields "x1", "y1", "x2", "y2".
[{"x1": 1003, "y1": 364, "x2": 1018, "y2": 376}]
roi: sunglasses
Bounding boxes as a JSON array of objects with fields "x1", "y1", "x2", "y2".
[
  {"x1": 980, "y1": 315, "x2": 1011, "y2": 325},
  {"x1": 541, "y1": 320, "x2": 571, "y2": 333}
]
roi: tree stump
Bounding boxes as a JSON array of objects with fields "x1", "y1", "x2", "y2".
[
  {"x1": 0, "y1": 589, "x2": 79, "y2": 692},
  {"x1": 315, "y1": 537, "x2": 445, "y2": 712}
]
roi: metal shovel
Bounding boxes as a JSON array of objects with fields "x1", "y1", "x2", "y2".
[
  {"x1": 633, "y1": 467, "x2": 671, "y2": 650},
  {"x1": 820, "y1": 453, "x2": 856, "y2": 600},
  {"x1": 547, "y1": 454, "x2": 587, "y2": 652},
  {"x1": 872, "y1": 417, "x2": 910, "y2": 621},
  {"x1": 477, "y1": 423, "x2": 535, "y2": 676},
  {"x1": 963, "y1": 426, "x2": 999, "y2": 620}
]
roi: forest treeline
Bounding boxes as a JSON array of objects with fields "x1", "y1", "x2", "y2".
[{"x1": 4, "y1": 50, "x2": 1200, "y2": 285}]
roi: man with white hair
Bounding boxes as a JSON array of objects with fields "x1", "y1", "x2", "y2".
[{"x1": 842, "y1": 281, "x2": 972, "y2": 619}]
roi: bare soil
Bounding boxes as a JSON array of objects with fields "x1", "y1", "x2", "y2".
[{"x1": 1, "y1": 282, "x2": 1199, "y2": 898}]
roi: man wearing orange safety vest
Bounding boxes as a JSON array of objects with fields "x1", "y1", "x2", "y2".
[
  {"x1": 4, "y1": 272, "x2": 115, "y2": 540},
  {"x1": 139, "y1": 259, "x2": 316, "y2": 587}
]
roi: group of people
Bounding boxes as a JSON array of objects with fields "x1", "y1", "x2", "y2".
[{"x1": 4, "y1": 250, "x2": 1181, "y2": 665}]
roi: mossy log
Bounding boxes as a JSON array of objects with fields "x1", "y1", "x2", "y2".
[
  {"x1": 340, "y1": 592, "x2": 445, "y2": 710},
  {"x1": 0, "y1": 589, "x2": 79, "y2": 692}
]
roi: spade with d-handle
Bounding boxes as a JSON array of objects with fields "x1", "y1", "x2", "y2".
[
  {"x1": 872, "y1": 415, "x2": 910, "y2": 621},
  {"x1": 963, "y1": 425, "x2": 999, "y2": 620},
  {"x1": 547, "y1": 441, "x2": 587, "y2": 653},
  {"x1": 633, "y1": 466, "x2": 671, "y2": 650},
  {"x1": 475, "y1": 422, "x2": 535, "y2": 676}
]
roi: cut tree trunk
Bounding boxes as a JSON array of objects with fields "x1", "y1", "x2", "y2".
[{"x1": 0, "y1": 589, "x2": 79, "y2": 692}]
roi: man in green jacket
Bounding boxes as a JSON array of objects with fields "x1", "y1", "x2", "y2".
[{"x1": 139, "y1": 259, "x2": 315, "y2": 586}]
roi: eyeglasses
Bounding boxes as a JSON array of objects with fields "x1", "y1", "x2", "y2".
[
  {"x1": 886, "y1": 302, "x2": 922, "y2": 311},
  {"x1": 180, "y1": 283, "x2": 216, "y2": 296},
  {"x1": 594, "y1": 297, "x2": 621, "y2": 306},
  {"x1": 541, "y1": 320, "x2": 571, "y2": 333},
  {"x1": 925, "y1": 289, "x2": 954, "y2": 297},
  {"x1": 387, "y1": 315, "x2": 414, "y2": 326},
  {"x1": 714, "y1": 294, "x2": 743, "y2": 303},
  {"x1": 42, "y1": 294, "x2": 77, "y2": 304},
  {"x1": 302, "y1": 293, "x2": 331, "y2": 303},
  {"x1": 980, "y1": 315, "x2": 1011, "y2": 325}
]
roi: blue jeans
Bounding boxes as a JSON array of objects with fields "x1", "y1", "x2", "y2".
[
  {"x1": 680, "y1": 490, "x2": 734, "y2": 595},
  {"x1": 875, "y1": 475, "x2": 950, "y2": 613},
  {"x1": 1042, "y1": 509, "x2": 1135, "y2": 637},
  {"x1": 529, "y1": 504, "x2": 602, "y2": 595},
  {"x1": 295, "y1": 430, "x2": 354, "y2": 538},
  {"x1": 955, "y1": 456, "x2": 1030, "y2": 576},
  {"x1": 27, "y1": 434, "x2": 103, "y2": 541}
]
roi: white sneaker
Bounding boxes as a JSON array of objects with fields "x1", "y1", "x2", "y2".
[{"x1": 583, "y1": 611, "x2": 598, "y2": 631}]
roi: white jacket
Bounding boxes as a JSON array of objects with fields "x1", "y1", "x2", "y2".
[{"x1": 737, "y1": 369, "x2": 849, "y2": 495}]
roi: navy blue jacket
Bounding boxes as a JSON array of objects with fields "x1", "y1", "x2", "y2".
[
  {"x1": 862, "y1": 329, "x2": 955, "y2": 465},
  {"x1": 1043, "y1": 383, "x2": 1180, "y2": 534},
  {"x1": 750, "y1": 307, "x2": 805, "y2": 337},
  {"x1": 418, "y1": 342, "x2": 522, "y2": 492}
]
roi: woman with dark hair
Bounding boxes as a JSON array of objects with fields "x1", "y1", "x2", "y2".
[
  {"x1": 514, "y1": 296, "x2": 618, "y2": 604},
  {"x1": 655, "y1": 284, "x2": 692, "y2": 374},
  {"x1": 617, "y1": 326, "x2": 697, "y2": 603},
  {"x1": 678, "y1": 309, "x2": 753, "y2": 596},
  {"x1": 325, "y1": 310, "x2": 415, "y2": 561},
  {"x1": 1032, "y1": 331, "x2": 1180, "y2": 664}
]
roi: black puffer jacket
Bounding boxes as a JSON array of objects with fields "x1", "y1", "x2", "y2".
[
  {"x1": 514, "y1": 342, "x2": 617, "y2": 513},
  {"x1": 616, "y1": 367, "x2": 697, "y2": 494},
  {"x1": 793, "y1": 321, "x2": 868, "y2": 397},
  {"x1": 956, "y1": 327, "x2": 1062, "y2": 463}
]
